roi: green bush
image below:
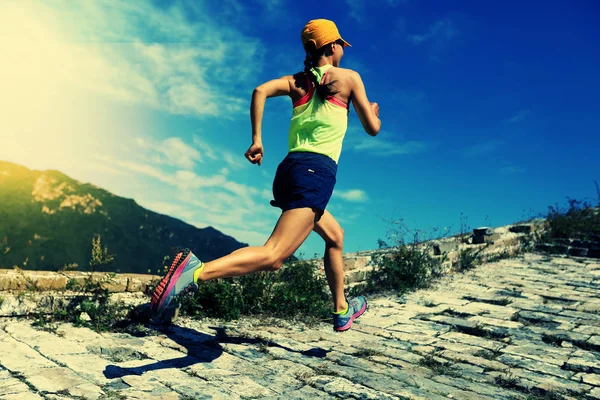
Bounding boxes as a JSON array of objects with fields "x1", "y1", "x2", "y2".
[
  {"x1": 544, "y1": 198, "x2": 600, "y2": 240},
  {"x1": 34, "y1": 234, "x2": 134, "y2": 333},
  {"x1": 355, "y1": 244, "x2": 443, "y2": 296},
  {"x1": 455, "y1": 248, "x2": 482, "y2": 272},
  {"x1": 179, "y1": 260, "x2": 331, "y2": 323},
  {"x1": 349, "y1": 219, "x2": 447, "y2": 297}
]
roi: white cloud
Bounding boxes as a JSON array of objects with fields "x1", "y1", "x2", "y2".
[
  {"x1": 193, "y1": 136, "x2": 246, "y2": 170},
  {"x1": 409, "y1": 18, "x2": 458, "y2": 45},
  {"x1": 334, "y1": 189, "x2": 369, "y2": 203},
  {"x1": 136, "y1": 137, "x2": 202, "y2": 169},
  {"x1": 459, "y1": 140, "x2": 502, "y2": 157},
  {"x1": 345, "y1": 0, "x2": 365, "y2": 22},
  {"x1": 1, "y1": 1, "x2": 263, "y2": 119},
  {"x1": 347, "y1": 136, "x2": 428, "y2": 156},
  {"x1": 408, "y1": 17, "x2": 459, "y2": 62},
  {"x1": 508, "y1": 110, "x2": 531, "y2": 123},
  {"x1": 93, "y1": 156, "x2": 174, "y2": 184}
]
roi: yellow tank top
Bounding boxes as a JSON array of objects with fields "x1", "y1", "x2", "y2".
[{"x1": 288, "y1": 65, "x2": 349, "y2": 164}]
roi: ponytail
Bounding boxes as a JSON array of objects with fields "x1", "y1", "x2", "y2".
[{"x1": 303, "y1": 43, "x2": 340, "y2": 99}]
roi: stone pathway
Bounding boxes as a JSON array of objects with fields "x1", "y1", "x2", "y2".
[{"x1": 1, "y1": 253, "x2": 599, "y2": 399}]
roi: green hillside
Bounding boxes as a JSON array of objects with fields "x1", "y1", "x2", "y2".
[{"x1": 0, "y1": 161, "x2": 247, "y2": 273}]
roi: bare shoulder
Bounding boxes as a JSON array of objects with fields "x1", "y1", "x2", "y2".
[
  {"x1": 329, "y1": 67, "x2": 360, "y2": 87},
  {"x1": 329, "y1": 66, "x2": 357, "y2": 78}
]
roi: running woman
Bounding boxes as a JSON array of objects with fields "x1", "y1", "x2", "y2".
[{"x1": 151, "y1": 19, "x2": 381, "y2": 332}]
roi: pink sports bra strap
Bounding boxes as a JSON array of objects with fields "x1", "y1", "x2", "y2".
[{"x1": 293, "y1": 75, "x2": 315, "y2": 108}]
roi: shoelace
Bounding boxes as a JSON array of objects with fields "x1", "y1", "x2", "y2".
[{"x1": 180, "y1": 282, "x2": 198, "y2": 296}]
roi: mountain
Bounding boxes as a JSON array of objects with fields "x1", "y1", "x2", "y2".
[{"x1": 0, "y1": 161, "x2": 247, "y2": 273}]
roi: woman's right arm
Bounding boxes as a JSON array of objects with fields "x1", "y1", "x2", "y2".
[
  {"x1": 246, "y1": 76, "x2": 293, "y2": 165},
  {"x1": 350, "y1": 71, "x2": 381, "y2": 136}
]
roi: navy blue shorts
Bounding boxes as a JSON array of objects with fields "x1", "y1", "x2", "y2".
[{"x1": 270, "y1": 152, "x2": 337, "y2": 213}]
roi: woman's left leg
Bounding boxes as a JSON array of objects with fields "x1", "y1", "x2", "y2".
[{"x1": 151, "y1": 207, "x2": 318, "y2": 314}]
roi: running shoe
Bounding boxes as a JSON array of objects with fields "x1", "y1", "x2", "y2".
[
  {"x1": 333, "y1": 295, "x2": 367, "y2": 332},
  {"x1": 150, "y1": 248, "x2": 203, "y2": 316}
]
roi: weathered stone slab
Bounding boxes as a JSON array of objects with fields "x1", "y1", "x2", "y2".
[
  {"x1": 110, "y1": 389, "x2": 180, "y2": 399},
  {"x1": 496, "y1": 353, "x2": 573, "y2": 379},
  {"x1": 265, "y1": 384, "x2": 339, "y2": 400},
  {"x1": 0, "y1": 335, "x2": 57, "y2": 372},
  {"x1": 571, "y1": 372, "x2": 600, "y2": 386},
  {"x1": 387, "y1": 321, "x2": 449, "y2": 337},
  {"x1": 307, "y1": 375, "x2": 400, "y2": 400},
  {"x1": 525, "y1": 326, "x2": 592, "y2": 343},
  {"x1": 468, "y1": 315, "x2": 523, "y2": 329},
  {"x1": 49, "y1": 353, "x2": 115, "y2": 385},
  {"x1": 188, "y1": 365, "x2": 275, "y2": 398},
  {"x1": 144, "y1": 368, "x2": 242, "y2": 399},
  {"x1": 437, "y1": 349, "x2": 509, "y2": 372},
  {"x1": 4, "y1": 322, "x2": 89, "y2": 356},
  {"x1": 1, "y1": 393, "x2": 45, "y2": 400},
  {"x1": 388, "y1": 330, "x2": 438, "y2": 345},
  {"x1": 0, "y1": 376, "x2": 33, "y2": 396},
  {"x1": 438, "y1": 331, "x2": 506, "y2": 351},
  {"x1": 26, "y1": 366, "x2": 94, "y2": 394},
  {"x1": 500, "y1": 344, "x2": 573, "y2": 366},
  {"x1": 431, "y1": 374, "x2": 521, "y2": 399},
  {"x1": 563, "y1": 349, "x2": 600, "y2": 374},
  {"x1": 590, "y1": 387, "x2": 600, "y2": 400}
]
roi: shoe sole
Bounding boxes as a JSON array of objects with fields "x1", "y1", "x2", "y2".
[
  {"x1": 334, "y1": 299, "x2": 368, "y2": 332},
  {"x1": 150, "y1": 248, "x2": 191, "y2": 313}
]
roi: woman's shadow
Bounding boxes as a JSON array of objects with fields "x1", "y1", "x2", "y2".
[{"x1": 103, "y1": 303, "x2": 328, "y2": 379}]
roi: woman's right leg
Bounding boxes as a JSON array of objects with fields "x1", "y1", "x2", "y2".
[
  {"x1": 196, "y1": 207, "x2": 318, "y2": 281},
  {"x1": 313, "y1": 210, "x2": 348, "y2": 313}
]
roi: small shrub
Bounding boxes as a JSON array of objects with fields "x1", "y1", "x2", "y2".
[
  {"x1": 179, "y1": 260, "x2": 331, "y2": 323},
  {"x1": 354, "y1": 348, "x2": 385, "y2": 358},
  {"x1": 455, "y1": 248, "x2": 481, "y2": 272},
  {"x1": 32, "y1": 234, "x2": 135, "y2": 333},
  {"x1": 495, "y1": 371, "x2": 520, "y2": 389},
  {"x1": 543, "y1": 198, "x2": 600, "y2": 241},
  {"x1": 418, "y1": 352, "x2": 461, "y2": 377},
  {"x1": 65, "y1": 278, "x2": 79, "y2": 291},
  {"x1": 13, "y1": 266, "x2": 40, "y2": 292},
  {"x1": 357, "y1": 244, "x2": 443, "y2": 296},
  {"x1": 351, "y1": 219, "x2": 446, "y2": 297}
]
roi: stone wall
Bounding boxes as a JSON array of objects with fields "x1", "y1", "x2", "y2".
[
  {"x1": 0, "y1": 269, "x2": 159, "y2": 293},
  {"x1": 308, "y1": 220, "x2": 548, "y2": 287},
  {"x1": 0, "y1": 221, "x2": 547, "y2": 297}
]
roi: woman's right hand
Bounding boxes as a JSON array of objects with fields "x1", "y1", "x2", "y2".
[
  {"x1": 370, "y1": 102, "x2": 380, "y2": 118},
  {"x1": 245, "y1": 142, "x2": 264, "y2": 166}
]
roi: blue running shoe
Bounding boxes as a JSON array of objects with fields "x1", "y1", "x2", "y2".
[
  {"x1": 150, "y1": 248, "x2": 203, "y2": 319},
  {"x1": 333, "y1": 296, "x2": 367, "y2": 332}
]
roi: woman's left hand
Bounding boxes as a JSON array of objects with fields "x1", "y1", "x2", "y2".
[{"x1": 245, "y1": 142, "x2": 264, "y2": 166}]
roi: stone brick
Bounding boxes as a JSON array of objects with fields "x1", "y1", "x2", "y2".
[
  {"x1": 509, "y1": 225, "x2": 532, "y2": 234},
  {"x1": 571, "y1": 372, "x2": 600, "y2": 386}
]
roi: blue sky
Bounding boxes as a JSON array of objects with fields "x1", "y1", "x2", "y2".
[{"x1": 1, "y1": 0, "x2": 598, "y2": 259}]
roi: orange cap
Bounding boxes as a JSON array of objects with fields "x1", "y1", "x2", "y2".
[{"x1": 301, "y1": 19, "x2": 351, "y2": 50}]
